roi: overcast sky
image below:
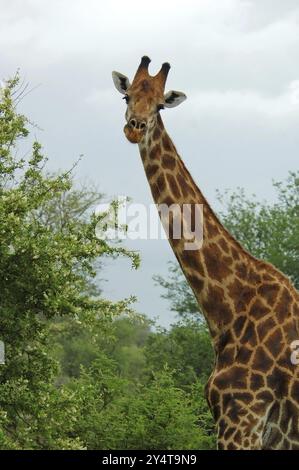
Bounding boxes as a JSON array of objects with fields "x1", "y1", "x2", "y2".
[{"x1": 1, "y1": 0, "x2": 299, "y2": 326}]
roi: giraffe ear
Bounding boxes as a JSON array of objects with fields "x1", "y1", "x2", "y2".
[
  {"x1": 112, "y1": 71, "x2": 131, "y2": 94},
  {"x1": 164, "y1": 90, "x2": 187, "y2": 108}
]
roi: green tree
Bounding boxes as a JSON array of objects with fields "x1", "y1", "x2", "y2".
[
  {"x1": 144, "y1": 320, "x2": 214, "y2": 386},
  {"x1": 72, "y1": 364, "x2": 215, "y2": 450},
  {"x1": 154, "y1": 263, "x2": 201, "y2": 320},
  {"x1": 0, "y1": 75, "x2": 137, "y2": 449},
  {"x1": 53, "y1": 315, "x2": 151, "y2": 382},
  {"x1": 106, "y1": 316, "x2": 152, "y2": 381}
]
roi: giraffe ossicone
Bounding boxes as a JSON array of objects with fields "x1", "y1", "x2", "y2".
[{"x1": 112, "y1": 56, "x2": 299, "y2": 450}]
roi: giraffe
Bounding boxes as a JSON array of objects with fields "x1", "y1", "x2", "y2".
[{"x1": 112, "y1": 56, "x2": 299, "y2": 450}]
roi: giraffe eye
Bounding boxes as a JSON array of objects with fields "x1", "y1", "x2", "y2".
[
  {"x1": 123, "y1": 94, "x2": 129, "y2": 103},
  {"x1": 157, "y1": 104, "x2": 164, "y2": 111}
]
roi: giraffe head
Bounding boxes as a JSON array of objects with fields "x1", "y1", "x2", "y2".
[{"x1": 112, "y1": 56, "x2": 186, "y2": 144}]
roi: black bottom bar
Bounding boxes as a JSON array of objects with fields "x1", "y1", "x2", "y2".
[{"x1": 0, "y1": 449, "x2": 298, "y2": 466}]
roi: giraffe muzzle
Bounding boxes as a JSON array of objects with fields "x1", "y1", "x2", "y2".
[{"x1": 124, "y1": 119, "x2": 147, "y2": 144}]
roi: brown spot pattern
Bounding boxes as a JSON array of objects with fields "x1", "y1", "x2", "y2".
[
  {"x1": 204, "y1": 243, "x2": 233, "y2": 282},
  {"x1": 166, "y1": 173, "x2": 181, "y2": 198},
  {"x1": 162, "y1": 153, "x2": 176, "y2": 170},
  {"x1": 149, "y1": 144, "x2": 161, "y2": 160}
]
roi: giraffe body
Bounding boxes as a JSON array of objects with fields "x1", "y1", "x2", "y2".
[{"x1": 112, "y1": 57, "x2": 299, "y2": 449}]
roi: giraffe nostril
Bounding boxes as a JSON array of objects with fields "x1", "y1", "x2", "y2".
[
  {"x1": 129, "y1": 118, "x2": 137, "y2": 128},
  {"x1": 140, "y1": 122, "x2": 147, "y2": 130}
]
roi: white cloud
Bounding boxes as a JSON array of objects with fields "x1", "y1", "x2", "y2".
[
  {"x1": 188, "y1": 80, "x2": 299, "y2": 118},
  {"x1": 1, "y1": 0, "x2": 299, "y2": 92}
]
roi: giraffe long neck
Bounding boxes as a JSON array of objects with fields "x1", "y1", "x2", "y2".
[
  {"x1": 137, "y1": 114, "x2": 299, "y2": 450},
  {"x1": 139, "y1": 115, "x2": 252, "y2": 348}
]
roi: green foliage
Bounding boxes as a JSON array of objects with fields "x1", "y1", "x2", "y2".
[
  {"x1": 144, "y1": 320, "x2": 214, "y2": 386},
  {"x1": 0, "y1": 74, "x2": 137, "y2": 449},
  {"x1": 154, "y1": 264, "x2": 201, "y2": 320},
  {"x1": 51, "y1": 313, "x2": 216, "y2": 448},
  {"x1": 106, "y1": 316, "x2": 151, "y2": 381},
  {"x1": 71, "y1": 364, "x2": 215, "y2": 450}
]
